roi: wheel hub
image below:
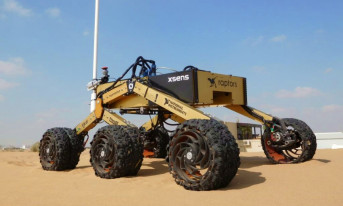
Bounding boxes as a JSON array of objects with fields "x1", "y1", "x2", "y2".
[
  {"x1": 186, "y1": 151, "x2": 193, "y2": 161},
  {"x1": 170, "y1": 129, "x2": 211, "y2": 182},
  {"x1": 264, "y1": 119, "x2": 311, "y2": 163},
  {"x1": 40, "y1": 135, "x2": 56, "y2": 166},
  {"x1": 100, "y1": 150, "x2": 105, "y2": 157},
  {"x1": 274, "y1": 133, "x2": 282, "y2": 141}
]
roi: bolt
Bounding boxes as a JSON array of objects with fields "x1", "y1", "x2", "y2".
[
  {"x1": 100, "y1": 150, "x2": 105, "y2": 157},
  {"x1": 186, "y1": 152, "x2": 193, "y2": 160}
]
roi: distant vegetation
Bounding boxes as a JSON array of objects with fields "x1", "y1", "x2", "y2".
[{"x1": 31, "y1": 142, "x2": 40, "y2": 152}]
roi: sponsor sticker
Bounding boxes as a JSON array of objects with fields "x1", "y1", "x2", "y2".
[
  {"x1": 208, "y1": 76, "x2": 238, "y2": 88},
  {"x1": 168, "y1": 75, "x2": 189, "y2": 83},
  {"x1": 164, "y1": 98, "x2": 187, "y2": 115}
]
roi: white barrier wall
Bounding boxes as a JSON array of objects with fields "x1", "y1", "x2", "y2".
[{"x1": 315, "y1": 132, "x2": 343, "y2": 149}]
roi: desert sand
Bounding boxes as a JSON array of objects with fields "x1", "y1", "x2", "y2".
[{"x1": 0, "y1": 149, "x2": 342, "y2": 206}]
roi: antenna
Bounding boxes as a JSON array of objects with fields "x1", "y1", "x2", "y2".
[{"x1": 90, "y1": 0, "x2": 99, "y2": 112}]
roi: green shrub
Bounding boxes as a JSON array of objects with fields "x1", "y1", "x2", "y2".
[{"x1": 31, "y1": 142, "x2": 40, "y2": 152}]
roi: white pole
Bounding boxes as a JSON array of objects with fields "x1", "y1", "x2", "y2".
[{"x1": 90, "y1": 0, "x2": 99, "y2": 112}]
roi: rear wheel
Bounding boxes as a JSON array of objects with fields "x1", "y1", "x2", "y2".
[
  {"x1": 262, "y1": 118, "x2": 317, "y2": 164},
  {"x1": 39, "y1": 128, "x2": 71, "y2": 171},
  {"x1": 168, "y1": 119, "x2": 240, "y2": 191},
  {"x1": 126, "y1": 126, "x2": 144, "y2": 176},
  {"x1": 143, "y1": 126, "x2": 169, "y2": 158}
]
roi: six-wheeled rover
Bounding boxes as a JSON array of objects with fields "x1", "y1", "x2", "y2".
[{"x1": 39, "y1": 56, "x2": 317, "y2": 190}]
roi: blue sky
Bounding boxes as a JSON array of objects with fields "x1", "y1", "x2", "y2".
[{"x1": 0, "y1": 0, "x2": 342, "y2": 146}]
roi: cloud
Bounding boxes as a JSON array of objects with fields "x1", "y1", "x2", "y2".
[
  {"x1": 275, "y1": 87, "x2": 321, "y2": 98},
  {"x1": 0, "y1": 78, "x2": 19, "y2": 90},
  {"x1": 270, "y1": 106, "x2": 290, "y2": 114},
  {"x1": 322, "y1": 104, "x2": 343, "y2": 113},
  {"x1": 45, "y1": 8, "x2": 60, "y2": 18},
  {"x1": 244, "y1": 36, "x2": 264, "y2": 46},
  {"x1": 0, "y1": 57, "x2": 29, "y2": 75},
  {"x1": 0, "y1": 94, "x2": 4, "y2": 101},
  {"x1": 259, "y1": 104, "x2": 297, "y2": 117},
  {"x1": 3, "y1": 0, "x2": 32, "y2": 16},
  {"x1": 259, "y1": 104, "x2": 343, "y2": 132},
  {"x1": 270, "y1": 34, "x2": 287, "y2": 42},
  {"x1": 251, "y1": 36, "x2": 264, "y2": 46},
  {"x1": 83, "y1": 30, "x2": 90, "y2": 36},
  {"x1": 324, "y1": 68, "x2": 333, "y2": 73}
]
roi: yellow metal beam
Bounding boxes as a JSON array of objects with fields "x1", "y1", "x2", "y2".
[
  {"x1": 75, "y1": 112, "x2": 98, "y2": 135},
  {"x1": 94, "y1": 98, "x2": 104, "y2": 119},
  {"x1": 170, "y1": 114, "x2": 185, "y2": 123},
  {"x1": 102, "y1": 110, "x2": 129, "y2": 126},
  {"x1": 102, "y1": 83, "x2": 128, "y2": 104},
  {"x1": 134, "y1": 82, "x2": 210, "y2": 120},
  {"x1": 225, "y1": 105, "x2": 273, "y2": 124},
  {"x1": 109, "y1": 94, "x2": 149, "y2": 109}
]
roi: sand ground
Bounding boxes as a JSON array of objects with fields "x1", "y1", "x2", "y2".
[{"x1": 0, "y1": 149, "x2": 342, "y2": 206}]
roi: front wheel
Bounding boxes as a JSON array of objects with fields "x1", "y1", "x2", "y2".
[
  {"x1": 39, "y1": 128, "x2": 71, "y2": 171},
  {"x1": 168, "y1": 119, "x2": 240, "y2": 191},
  {"x1": 262, "y1": 118, "x2": 317, "y2": 164},
  {"x1": 62, "y1": 128, "x2": 84, "y2": 169},
  {"x1": 90, "y1": 125, "x2": 143, "y2": 178}
]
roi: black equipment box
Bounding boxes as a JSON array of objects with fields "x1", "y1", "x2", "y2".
[{"x1": 148, "y1": 70, "x2": 198, "y2": 103}]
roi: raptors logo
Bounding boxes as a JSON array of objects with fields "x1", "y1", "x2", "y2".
[{"x1": 208, "y1": 77, "x2": 217, "y2": 88}]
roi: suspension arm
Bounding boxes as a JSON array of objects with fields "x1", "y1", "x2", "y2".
[{"x1": 225, "y1": 105, "x2": 274, "y2": 126}]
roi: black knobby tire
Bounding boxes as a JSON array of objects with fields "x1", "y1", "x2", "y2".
[
  {"x1": 153, "y1": 127, "x2": 169, "y2": 158},
  {"x1": 168, "y1": 119, "x2": 240, "y2": 191},
  {"x1": 126, "y1": 126, "x2": 144, "y2": 176},
  {"x1": 262, "y1": 118, "x2": 317, "y2": 164},
  {"x1": 90, "y1": 125, "x2": 143, "y2": 178},
  {"x1": 62, "y1": 128, "x2": 85, "y2": 169},
  {"x1": 39, "y1": 128, "x2": 71, "y2": 171},
  {"x1": 144, "y1": 127, "x2": 169, "y2": 158}
]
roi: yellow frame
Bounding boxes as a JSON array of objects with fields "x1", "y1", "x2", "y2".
[{"x1": 75, "y1": 70, "x2": 274, "y2": 135}]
